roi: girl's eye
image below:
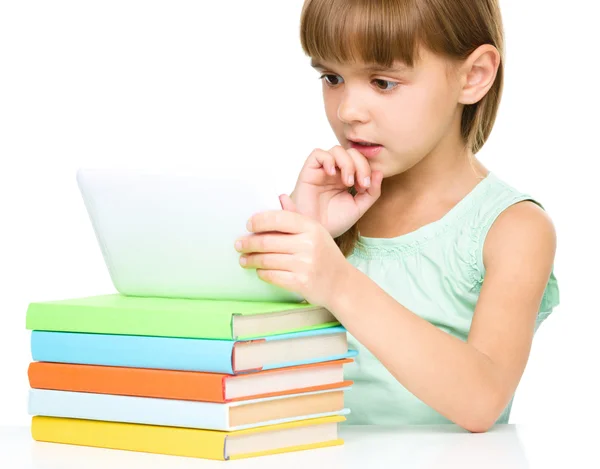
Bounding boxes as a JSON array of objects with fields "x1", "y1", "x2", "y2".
[
  {"x1": 373, "y1": 79, "x2": 399, "y2": 93},
  {"x1": 319, "y1": 74, "x2": 343, "y2": 86},
  {"x1": 319, "y1": 74, "x2": 399, "y2": 93}
]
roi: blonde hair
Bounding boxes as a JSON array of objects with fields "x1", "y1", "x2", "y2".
[{"x1": 299, "y1": 0, "x2": 505, "y2": 256}]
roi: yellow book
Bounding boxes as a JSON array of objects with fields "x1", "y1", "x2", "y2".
[{"x1": 31, "y1": 415, "x2": 345, "y2": 461}]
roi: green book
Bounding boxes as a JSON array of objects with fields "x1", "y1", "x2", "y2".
[{"x1": 25, "y1": 294, "x2": 340, "y2": 340}]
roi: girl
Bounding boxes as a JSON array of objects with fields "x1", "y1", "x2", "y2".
[{"x1": 234, "y1": 0, "x2": 559, "y2": 432}]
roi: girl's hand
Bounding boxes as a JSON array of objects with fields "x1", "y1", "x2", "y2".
[
  {"x1": 290, "y1": 146, "x2": 383, "y2": 238},
  {"x1": 234, "y1": 205, "x2": 352, "y2": 309}
]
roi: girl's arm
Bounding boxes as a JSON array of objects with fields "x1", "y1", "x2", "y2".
[{"x1": 330, "y1": 200, "x2": 556, "y2": 433}]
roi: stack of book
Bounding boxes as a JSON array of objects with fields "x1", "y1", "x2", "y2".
[{"x1": 25, "y1": 294, "x2": 357, "y2": 460}]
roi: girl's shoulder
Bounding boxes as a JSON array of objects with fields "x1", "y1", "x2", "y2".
[
  {"x1": 470, "y1": 171, "x2": 549, "y2": 231},
  {"x1": 463, "y1": 171, "x2": 560, "y2": 319},
  {"x1": 468, "y1": 171, "x2": 554, "y2": 271},
  {"x1": 468, "y1": 171, "x2": 546, "y2": 253}
]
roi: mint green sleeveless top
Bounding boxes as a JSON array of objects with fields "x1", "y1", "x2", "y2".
[{"x1": 343, "y1": 172, "x2": 560, "y2": 425}]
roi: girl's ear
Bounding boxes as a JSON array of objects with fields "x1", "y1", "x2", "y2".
[{"x1": 458, "y1": 44, "x2": 501, "y2": 105}]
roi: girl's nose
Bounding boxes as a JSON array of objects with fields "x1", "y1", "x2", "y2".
[{"x1": 337, "y1": 90, "x2": 369, "y2": 124}]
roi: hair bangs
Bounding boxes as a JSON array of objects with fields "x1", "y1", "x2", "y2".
[{"x1": 300, "y1": 0, "x2": 422, "y2": 69}]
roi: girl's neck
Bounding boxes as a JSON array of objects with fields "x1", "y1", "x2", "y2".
[
  {"x1": 358, "y1": 137, "x2": 489, "y2": 239},
  {"x1": 383, "y1": 150, "x2": 487, "y2": 201}
]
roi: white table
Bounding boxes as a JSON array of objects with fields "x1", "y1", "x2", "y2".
[{"x1": 0, "y1": 424, "x2": 594, "y2": 468}]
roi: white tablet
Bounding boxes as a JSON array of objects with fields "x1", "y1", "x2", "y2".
[{"x1": 76, "y1": 168, "x2": 304, "y2": 303}]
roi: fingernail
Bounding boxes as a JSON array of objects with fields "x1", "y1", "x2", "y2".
[
  {"x1": 235, "y1": 240, "x2": 242, "y2": 251},
  {"x1": 246, "y1": 218, "x2": 253, "y2": 231},
  {"x1": 363, "y1": 176, "x2": 371, "y2": 187},
  {"x1": 347, "y1": 174, "x2": 354, "y2": 185},
  {"x1": 239, "y1": 256, "x2": 247, "y2": 266}
]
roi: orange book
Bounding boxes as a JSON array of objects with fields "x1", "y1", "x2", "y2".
[{"x1": 28, "y1": 359, "x2": 353, "y2": 403}]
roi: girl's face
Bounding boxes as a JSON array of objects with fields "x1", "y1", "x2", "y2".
[{"x1": 313, "y1": 47, "x2": 464, "y2": 177}]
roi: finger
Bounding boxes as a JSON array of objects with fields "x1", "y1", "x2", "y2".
[
  {"x1": 279, "y1": 194, "x2": 297, "y2": 212},
  {"x1": 256, "y1": 269, "x2": 300, "y2": 293},
  {"x1": 247, "y1": 210, "x2": 314, "y2": 234},
  {"x1": 240, "y1": 253, "x2": 295, "y2": 271},
  {"x1": 354, "y1": 170, "x2": 384, "y2": 216},
  {"x1": 234, "y1": 232, "x2": 297, "y2": 254},
  {"x1": 329, "y1": 145, "x2": 356, "y2": 187},
  {"x1": 346, "y1": 148, "x2": 372, "y2": 191},
  {"x1": 307, "y1": 148, "x2": 337, "y2": 177}
]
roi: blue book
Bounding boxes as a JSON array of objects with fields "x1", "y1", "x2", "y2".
[{"x1": 30, "y1": 326, "x2": 357, "y2": 375}]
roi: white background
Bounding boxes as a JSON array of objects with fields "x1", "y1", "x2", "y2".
[{"x1": 1, "y1": 0, "x2": 598, "y2": 429}]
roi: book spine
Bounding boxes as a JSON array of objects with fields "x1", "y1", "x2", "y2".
[
  {"x1": 26, "y1": 302, "x2": 235, "y2": 339},
  {"x1": 31, "y1": 331, "x2": 235, "y2": 374},
  {"x1": 29, "y1": 389, "x2": 231, "y2": 431},
  {"x1": 28, "y1": 362, "x2": 229, "y2": 402},
  {"x1": 31, "y1": 416, "x2": 228, "y2": 460}
]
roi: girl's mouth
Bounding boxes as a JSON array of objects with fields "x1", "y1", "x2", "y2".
[{"x1": 349, "y1": 141, "x2": 383, "y2": 158}]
